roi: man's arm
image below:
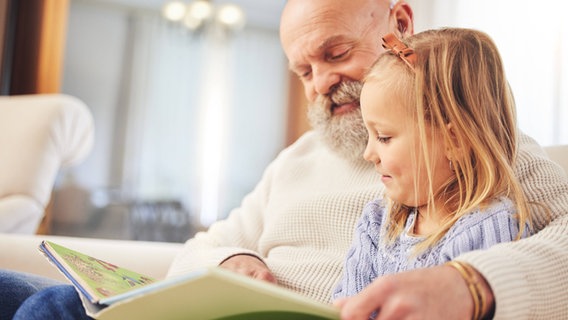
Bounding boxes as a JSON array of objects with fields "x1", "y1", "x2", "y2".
[
  {"x1": 334, "y1": 264, "x2": 481, "y2": 320},
  {"x1": 458, "y1": 133, "x2": 568, "y2": 318},
  {"x1": 459, "y1": 214, "x2": 568, "y2": 318}
]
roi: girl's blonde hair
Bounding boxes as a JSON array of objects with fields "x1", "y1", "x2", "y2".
[{"x1": 366, "y1": 28, "x2": 532, "y2": 251}]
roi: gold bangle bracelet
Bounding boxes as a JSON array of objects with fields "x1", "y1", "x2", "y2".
[{"x1": 445, "y1": 260, "x2": 486, "y2": 320}]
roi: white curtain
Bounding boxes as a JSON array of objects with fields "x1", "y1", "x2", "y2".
[
  {"x1": 410, "y1": 0, "x2": 568, "y2": 146},
  {"x1": 120, "y1": 15, "x2": 203, "y2": 207},
  {"x1": 119, "y1": 14, "x2": 287, "y2": 226}
]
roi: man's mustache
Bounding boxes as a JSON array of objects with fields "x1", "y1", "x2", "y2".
[{"x1": 328, "y1": 81, "x2": 363, "y2": 106}]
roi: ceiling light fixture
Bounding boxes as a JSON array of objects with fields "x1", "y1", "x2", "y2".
[{"x1": 162, "y1": 0, "x2": 246, "y2": 33}]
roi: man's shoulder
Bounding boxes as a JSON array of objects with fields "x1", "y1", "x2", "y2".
[
  {"x1": 518, "y1": 131, "x2": 547, "y2": 157},
  {"x1": 285, "y1": 130, "x2": 322, "y2": 150},
  {"x1": 278, "y1": 130, "x2": 331, "y2": 160},
  {"x1": 266, "y1": 130, "x2": 328, "y2": 172}
]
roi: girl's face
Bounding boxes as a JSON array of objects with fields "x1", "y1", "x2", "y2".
[{"x1": 361, "y1": 79, "x2": 453, "y2": 209}]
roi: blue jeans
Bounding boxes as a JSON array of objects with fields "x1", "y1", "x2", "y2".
[{"x1": 0, "y1": 269, "x2": 91, "y2": 320}]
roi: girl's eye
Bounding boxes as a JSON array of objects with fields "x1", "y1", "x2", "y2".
[{"x1": 377, "y1": 136, "x2": 391, "y2": 143}]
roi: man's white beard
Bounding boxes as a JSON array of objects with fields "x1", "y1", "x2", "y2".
[{"x1": 307, "y1": 81, "x2": 368, "y2": 162}]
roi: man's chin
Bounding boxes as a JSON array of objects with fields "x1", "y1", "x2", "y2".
[
  {"x1": 324, "y1": 135, "x2": 366, "y2": 162},
  {"x1": 312, "y1": 110, "x2": 368, "y2": 163},
  {"x1": 307, "y1": 80, "x2": 366, "y2": 162}
]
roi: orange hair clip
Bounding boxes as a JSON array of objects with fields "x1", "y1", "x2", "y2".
[{"x1": 382, "y1": 33, "x2": 416, "y2": 69}]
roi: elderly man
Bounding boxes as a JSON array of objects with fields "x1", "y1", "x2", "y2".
[
  {"x1": 169, "y1": 0, "x2": 568, "y2": 319},
  {"x1": 2, "y1": 0, "x2": 567, "y2": 319}
]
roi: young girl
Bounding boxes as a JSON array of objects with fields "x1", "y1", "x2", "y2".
[{"x1": 333, "y1": 28, "x2": 534, "y2": 318}]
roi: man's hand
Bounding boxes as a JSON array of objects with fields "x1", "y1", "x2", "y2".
[
  {"x1": 334, "y1": 264, "x2": 495, "y2": 320},
  {"x1": 219, "y1": 254, "x2": 277, "y2": 284}
]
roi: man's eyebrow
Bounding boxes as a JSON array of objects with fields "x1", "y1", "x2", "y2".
[
  {"x1": 318, "y1": 35, "x2": 348, "y2": 50},
  {"x1": 287, "y1": 35, "x2": 351, "y2": 71},
  {"x1": 288, "y1": 61, "x2": 304, "y2": 73}
]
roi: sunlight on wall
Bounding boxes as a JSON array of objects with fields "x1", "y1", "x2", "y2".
[
  {"x1": 198, "y1": 35, "x2": 229, "y2": 226},
  {"x1": 411, "y1": 0, "x2": 568, "y2": 146}
]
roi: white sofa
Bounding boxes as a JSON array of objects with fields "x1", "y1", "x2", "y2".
[
  {"x1": 0, "y1": 234, "x2": 182, "y2": 281},
  {"x1": 0, "y1": 93, "x2": 181, "y2": 282},
  {"x1": 0, "y1": 94, "x2": 94, "y2": 234},
  {"x1": 1, "y1": 146, "x2": 567, "y2": 283}
]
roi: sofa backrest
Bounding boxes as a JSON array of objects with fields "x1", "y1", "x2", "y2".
[{"x1": 544, "y1": 144, "x2": 568, "y2": 175}]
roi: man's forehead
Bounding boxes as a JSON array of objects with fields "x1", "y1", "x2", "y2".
[
  {"x1": 283, "y1": 11, "x2": 369, "y2": 46},
  {"x1": 280, "y1": 0, "x2": 383, "y2": 33},
  {"x1": 281, "y1": 0, "x2": 393, "y2": 65}
]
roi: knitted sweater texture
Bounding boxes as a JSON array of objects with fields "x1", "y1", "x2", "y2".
[
  {"x1": 167, "y1": 131, "x2": 568, "y2": 319},
  {"x1": 333, "y1": 197, "x2": 530, "y2": 299}
]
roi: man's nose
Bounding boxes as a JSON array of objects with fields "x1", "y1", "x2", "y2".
[{"x1": 312, "y1": 67, "x2": 341, "y2": 97}]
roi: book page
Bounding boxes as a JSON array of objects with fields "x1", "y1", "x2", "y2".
[
  {"x1": 95, "y1": 267, "x2": 339, "y2": 320},
  {"x1": 40, "y1": 241, "x2": 156, "y2": 303},
  {"x1": 40, "y1": 241, "x2": 339, "y2": 319}
]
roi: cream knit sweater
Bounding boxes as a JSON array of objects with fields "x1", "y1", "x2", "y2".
[{"x1": 167, "y1": 131, "x2": 568, "y2": 319}]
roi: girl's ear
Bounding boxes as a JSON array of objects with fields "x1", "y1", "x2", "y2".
[{"x1": 444, "y1": 123, "x2": 460, "y2": 162}]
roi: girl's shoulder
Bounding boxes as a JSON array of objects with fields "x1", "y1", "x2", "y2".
[
  {"x1": 361, "y1": 198, "x2": 388, "y2": 221},
  {"x1": 454, "y1": 197, "x2": 516, "y2": 228},
  {"x1": 444, "y1": 197, "x2": 520, "y2": 242},
  {"x1": 436, "y1": 197, "x2": 525, "y2": 260}
]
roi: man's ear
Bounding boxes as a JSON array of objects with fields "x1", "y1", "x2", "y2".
[{"x1": 390, "y1": 1, "x2": 414, "y2": 38}]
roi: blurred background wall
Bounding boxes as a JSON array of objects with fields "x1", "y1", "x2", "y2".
[{"x1": 50, "y1": 0, "x2": 567, "y2": 242}]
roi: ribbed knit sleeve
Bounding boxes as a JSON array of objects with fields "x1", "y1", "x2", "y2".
[{"x1": 457, "y1": 133, "x2": 568, "y2": 319}]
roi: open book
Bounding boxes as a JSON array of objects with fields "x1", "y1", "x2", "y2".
[{"x1": 39, "y1": 240, "x2": 340, "y2": 320}]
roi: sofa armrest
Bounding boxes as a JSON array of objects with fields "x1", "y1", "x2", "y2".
[
  {"x1": 0, "y1": 196, "x2": 43, "y2": 234},
  {"x1": 0, "y1": 94, "x2": 94, "y2": 233},
  {"x1": 0, "y1": 234, "x2": 182, "y2": 281}
]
